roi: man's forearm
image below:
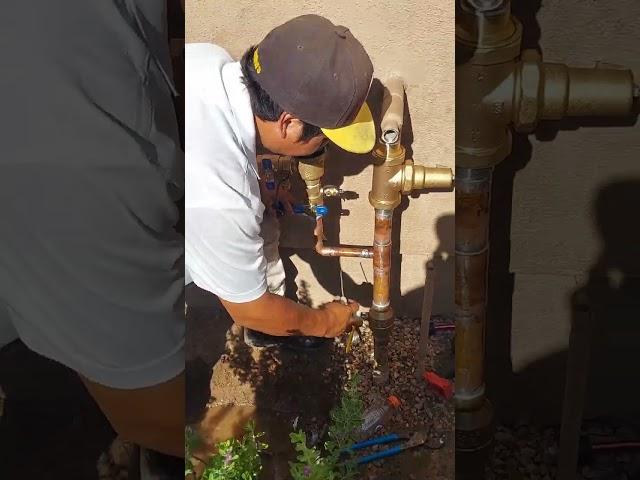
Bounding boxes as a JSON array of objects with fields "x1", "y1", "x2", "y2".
[{"x1": 220, "y1": 291, "x2": 328, "y2": 337}]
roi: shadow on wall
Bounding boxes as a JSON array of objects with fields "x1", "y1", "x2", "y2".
[{"x1": 489, "y1": 176, "x2": 640, "y2": 425}]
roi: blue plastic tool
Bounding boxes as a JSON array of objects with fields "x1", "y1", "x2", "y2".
[{"x1": 344, "y1": 430, "x2": 443, "y2": 466}]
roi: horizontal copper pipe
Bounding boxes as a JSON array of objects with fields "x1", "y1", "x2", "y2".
[{"x1": 314, "y1": 216, "x2": 373, "y2": 259}]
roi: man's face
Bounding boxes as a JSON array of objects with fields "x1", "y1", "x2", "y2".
[
  {"x1": 257, "y1": 113, "x2": 330, "y2": 157},
  {"x1": 284, "y1": 131, "x2": 328, "y2": 157}
]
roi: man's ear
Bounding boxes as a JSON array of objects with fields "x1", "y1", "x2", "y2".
[{"x1": 278, "y1": 112, "x2": 303, "y2": 140}]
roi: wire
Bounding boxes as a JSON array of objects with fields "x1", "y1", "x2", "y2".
[
  {"x1": 593, "y1": 442, "x2": 640, "y2": 451},
  {"x1": 360, "y1": 262, "x2": 369, "y2": 284}
]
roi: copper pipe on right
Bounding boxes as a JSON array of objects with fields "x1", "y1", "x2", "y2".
[{"x1": 455, "y1": 167, "x2": 491, "y2": 406}]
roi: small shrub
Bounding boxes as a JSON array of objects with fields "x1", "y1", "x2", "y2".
[
  {"x1": 185, "y1": 422, "x2": 267, "y2": 480},
  {"x1": 289, "y1": 374, "x2": 364, "y2": 480}
]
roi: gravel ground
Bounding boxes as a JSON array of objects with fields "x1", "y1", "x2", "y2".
[
  {"x1": 486, "y1": 424, "x2": 560, "y2": 480},
  {"x1": 339, "y1": 314, "x2": 455, "y2": 479},
  {"x1": 486, "y1": 420, "x2": 640, "y2": 480}
]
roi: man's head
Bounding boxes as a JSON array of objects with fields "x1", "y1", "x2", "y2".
[{"x1": 241, "y1": 15, "x2": 375, "y2": 157}]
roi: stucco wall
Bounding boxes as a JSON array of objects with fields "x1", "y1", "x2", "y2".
[
  {"x1": 488, "y1": 0, "x2": 640, "y2": 422},
  {"x1": 185, "y1": 0, "x2": 455, "y2": 316}
]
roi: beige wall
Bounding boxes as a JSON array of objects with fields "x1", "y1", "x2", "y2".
[
  {"x1": 186, "y1": 0, "x2": 455, "y2": 316},
  {"x1": 493, "y1": 0, "x2": 640, "y2": 420}
]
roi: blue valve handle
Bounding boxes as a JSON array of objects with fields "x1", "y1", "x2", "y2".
[
  {"x1": 291, "y1": 204, "x2": 328, "y2": 216},
  {"x1": 290, "y1": 204, "x2": 329, "y2": 216},
  {"x1": 356, "y1": 445, "x2": 405, "y2": 465},
  {"x1": 315, "y1": 205, "x2": 328, "y2": 217}
]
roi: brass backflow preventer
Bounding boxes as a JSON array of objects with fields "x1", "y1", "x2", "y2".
[
  {"x1": 456, "y1": 0, "x2": 637, "y2": 170},
  {"x1": 296, "y1": 77, "x2": 454, "y2": 384},
  {"x1": 455, "y1": 0, "x2": 638, "y2": 477},
  {"x1": 368, "y1": 77, "x2": 454, "y2": 383}
]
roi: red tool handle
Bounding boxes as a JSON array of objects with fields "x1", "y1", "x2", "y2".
[{"x1": 423, "y1": 371, "x2": 454, "y2": 400}]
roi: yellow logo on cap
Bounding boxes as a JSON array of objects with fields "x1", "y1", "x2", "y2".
[{"x1": 253, "y1": 48, "x2": 262, "y2": 74}]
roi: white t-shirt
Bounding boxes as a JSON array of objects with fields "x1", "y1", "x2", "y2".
[{"x1": 185, "y1": 43, "x2": 268, "y2": 302}]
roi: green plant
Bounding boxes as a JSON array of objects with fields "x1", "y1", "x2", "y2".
[
  {"x1": 326, "y1": 374, "x2": 365, "y2": 452},
  {"x1": 289, "y1": 431, "x2": 336, "y2": 480},
  {"x1": 185, "y1": 422, "x2": 267, "y2": 480},
  {"x1": 289, "y1": 374, "x2": 364, "y2": 480},
  {"x1": 185, "y1": 426, "x2": 200, "y2": 478}
]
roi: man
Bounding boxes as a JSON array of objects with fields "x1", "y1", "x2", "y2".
[
  {"x1": 1, "y1": 1, "x2": 184, "y2": 478},
  {"x1": 185, "y1": 15, "x2": 375, "y2": 344}
]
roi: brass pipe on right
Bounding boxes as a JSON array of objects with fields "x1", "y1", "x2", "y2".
[{"x1": 368, "y1": 77, "x2": 454, "y2": 383}]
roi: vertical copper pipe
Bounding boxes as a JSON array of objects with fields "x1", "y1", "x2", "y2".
[
  {"x1": 455, "y1": 167, "x2": 492, "y2": 408},
  {"x1": 372, "y1": 209, "x2": 393, "y2": 309},
  {"x1": 368, "y1": 208, "x2": 394, "y2": 383}
]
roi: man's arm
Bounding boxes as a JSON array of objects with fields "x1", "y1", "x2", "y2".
[{"x1": 221, "y1": 292, "x2": 359, "y2": 338}]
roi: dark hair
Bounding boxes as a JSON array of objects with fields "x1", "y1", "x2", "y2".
[{"x1": 240, "y1": 45, "x2": 323, "y2": 142}]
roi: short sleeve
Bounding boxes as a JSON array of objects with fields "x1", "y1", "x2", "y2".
[{"x1": 186, "y1": 203, "x2": 267, "y2": 302}]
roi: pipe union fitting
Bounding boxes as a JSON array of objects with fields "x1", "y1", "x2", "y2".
[
  {"x1": 515, "y1": 50, "x2": 542, "y2": 132},
  {"x1": 401, "y1": 160, "x2": 415, "y2": 194},
  {"x1": 368, "y1": 308, "x2": 394, "y2": 331}
]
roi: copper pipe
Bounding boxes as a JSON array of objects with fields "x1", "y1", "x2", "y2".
[
  {"x1": 372, "y1": 209, "x2": 393, "y2": 309},
  {"x1": 455, "y1": 167, "x2": 491, "y2": 410},
  {"x1": 313, "y1": 215, "x2": 373, "y2": 259},
  {"x1": 368, "y1": 208, "x2": 394, "y2": 383}
]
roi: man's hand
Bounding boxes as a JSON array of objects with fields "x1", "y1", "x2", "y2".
[
  {"x1": 259, "y1": 178, "x2": 297, "y2": 217},
  {"x1": 318, "y1": 300, "x2": 361, "y2": 337},
  {"x1": 220, "y1": 292, "x2": 360, "y2": 338}
]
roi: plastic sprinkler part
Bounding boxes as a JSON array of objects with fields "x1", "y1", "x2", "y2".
[{"x1": 359, "y1": 395, "x2": 402, "y2": 436}]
